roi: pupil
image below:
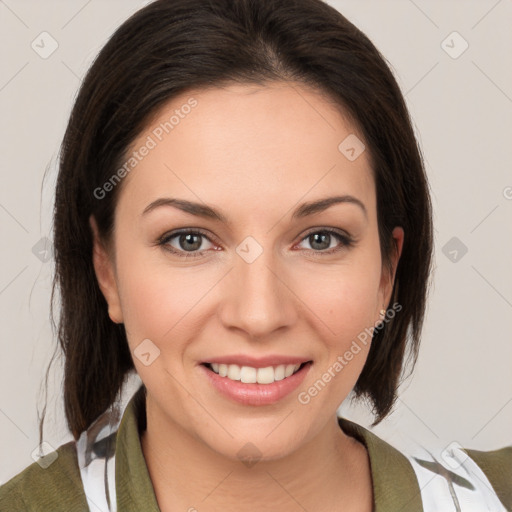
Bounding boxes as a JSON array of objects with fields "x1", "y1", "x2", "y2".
[
  {"x1": 181, "y1": 233, "x2": 201, "y2": 251},
  {"x1": 311, "y1": 232, "x2": 329, "y2": 250}
]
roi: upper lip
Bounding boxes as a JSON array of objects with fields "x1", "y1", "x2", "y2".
[{"x1": 201, "y1": 354, "x2": 312, "y2": 368}]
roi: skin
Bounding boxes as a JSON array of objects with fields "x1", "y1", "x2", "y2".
[{"x1": 90, "y1": 81, "x2": 403, "y2": 511}]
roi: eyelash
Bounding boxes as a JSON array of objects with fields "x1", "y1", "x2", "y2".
[{"x1": 157, "y1": 228, "x2": 355, "y2": 259}]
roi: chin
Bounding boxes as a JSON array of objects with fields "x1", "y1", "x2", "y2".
[{"x1": 199, "y1": 422, "x2": 308, "y2": 466}]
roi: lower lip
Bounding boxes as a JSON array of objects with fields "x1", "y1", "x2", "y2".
[{"x1": 200, "y1": 362, "x2": 312, "y2": 406}]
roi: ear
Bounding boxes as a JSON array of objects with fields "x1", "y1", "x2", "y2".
[
  {"x1": 89, "y1": 215, "x2": 124, "y2": 324},
  {"x1": 377, "y1": 226, "x2": 404, "y2": 318}
]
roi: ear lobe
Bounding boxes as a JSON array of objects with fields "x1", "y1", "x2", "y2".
[
  {"x1": 389, "y1": 226, "x2": 404, "y2": 283},
  {"x1": 379, "y1": 226, "x2": 404, "y2": 309},
  {"x1": 89, "y1": 215, "x2": 123, "y2": 324}
]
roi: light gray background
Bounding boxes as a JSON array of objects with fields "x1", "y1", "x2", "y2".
[{"x1": 1, "y1": 0, "x2": 511, "y2": 484}]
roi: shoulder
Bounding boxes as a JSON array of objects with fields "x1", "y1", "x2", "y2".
[
  {"x1": 338, "y1": 417, "x2": 425, "y2": 510},
  {"x1": 338, "y1": 416, "x2": 512, "y2": 511},
  {"x1": 0, "y1": 440, "x2": 89, "y2": 511},
  {"x1": 404, "y1": 441, "x2": 512, "y2": 511},
  {"x1": 465, "y1": 445, "x2": 512, "y2": 510}
]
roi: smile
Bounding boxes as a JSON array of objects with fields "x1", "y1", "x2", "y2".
[
  {"x1": 204, "y1": 362, "x2": 306, "y2": 384},
  {"x1": 200, "y1": 360, "x2": 313, "y2": 406}
]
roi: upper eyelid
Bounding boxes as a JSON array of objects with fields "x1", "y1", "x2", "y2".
[
  {"x1": 160, "y1": 227, "x2": 352, "y2": 252},
  {"x1": 159, "y1": 228, "x2": 216, "y2": 248}
]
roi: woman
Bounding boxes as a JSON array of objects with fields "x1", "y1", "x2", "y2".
[{"x1": 1, "y1": 0, "x2": 510, "y2": 510}]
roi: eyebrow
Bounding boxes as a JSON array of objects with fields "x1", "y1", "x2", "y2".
[{"x1": 141, "y1": 195, "x2": 367, "y2": 222}]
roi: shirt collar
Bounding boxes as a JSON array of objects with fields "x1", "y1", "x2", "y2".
[
  {"x1": 115, "y1": 384, "x2": 423, "y2": 512},
  {"x1": 115, "y1": 385, "x2": 160, "y2": 511},
  {"x1": 337, "y1": 416, "x2": 424, "y2": 511}
]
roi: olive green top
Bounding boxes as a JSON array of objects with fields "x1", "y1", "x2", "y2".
[{"x1": 1, "y1": 386, "x2": 511, "y2": 511}]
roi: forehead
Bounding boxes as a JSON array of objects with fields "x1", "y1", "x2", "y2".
[{"x1": 117, "y1": 81, "x2": 375, "y2": 221}]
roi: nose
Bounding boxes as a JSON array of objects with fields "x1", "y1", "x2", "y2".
[{"x1": 218, "y1": 249, "x2": 297, "y2": 340}]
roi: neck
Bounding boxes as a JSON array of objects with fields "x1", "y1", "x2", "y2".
[{"x1": 140, "y1": 398, "x2": 373, "y2": 512}]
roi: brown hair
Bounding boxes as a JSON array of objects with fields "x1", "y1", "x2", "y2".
[{"x1": 41, "y1": 0, "x2": 433, "y2": 442}]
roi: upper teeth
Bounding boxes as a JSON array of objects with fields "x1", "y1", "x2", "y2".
[{"x1": 209, "y1": 363, "x2": 302, "y2": 384}]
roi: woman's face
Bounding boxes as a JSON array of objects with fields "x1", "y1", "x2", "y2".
[{"x1": 91, "y1": 81, "x2": 403, "y2": 460}]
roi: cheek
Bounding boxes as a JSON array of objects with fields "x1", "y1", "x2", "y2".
[
  {"x1": 292, "y1": 260, "x2": 381, "y2": 341},
  {"x1": 293, "y1": 266, "x2": 381, "y2": 401},
  {"x1": 113, "y1": 240, "x2": 205, "y2": 354}
]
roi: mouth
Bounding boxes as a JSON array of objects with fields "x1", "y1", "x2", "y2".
[
  {"x1": 199, "y1": 359, "x2": 313, "y2": 406},
  {"x1": 202, "y1": 361, "x2": 311, "y2": 385}
]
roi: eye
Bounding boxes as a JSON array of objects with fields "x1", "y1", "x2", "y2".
[
  {"x1": 295, "y1": 228, "x2": 354, "y2": 255},
  {"x1": 158, "y1": 229, "x2": 217, "y2": 258},
  {"x1": 158, "y1": 227, "x2": 355, "y2": 259}
]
